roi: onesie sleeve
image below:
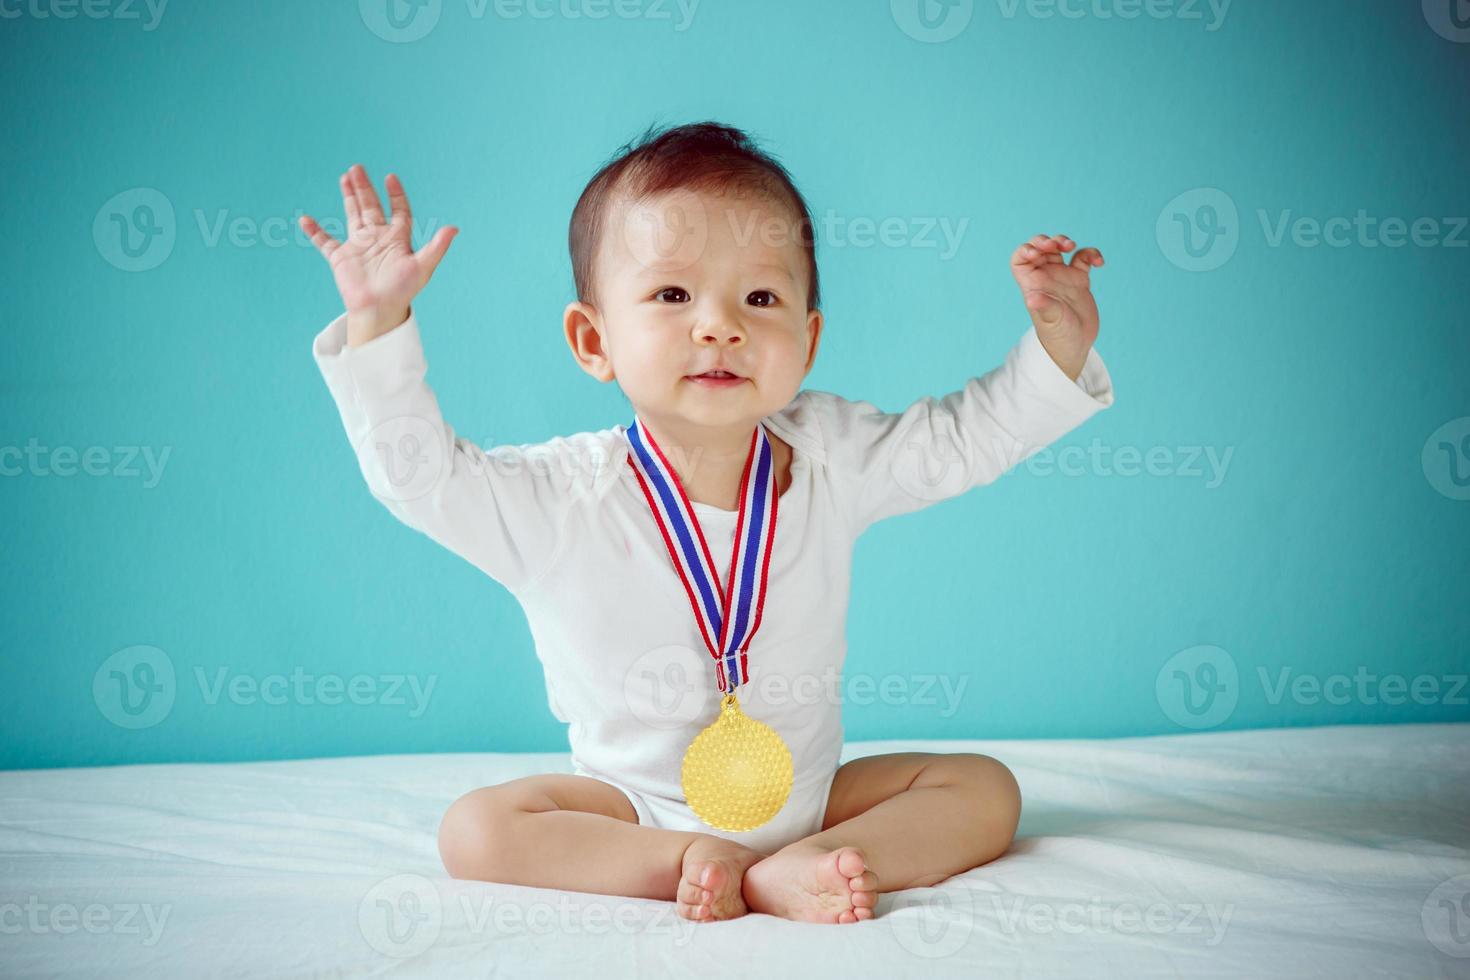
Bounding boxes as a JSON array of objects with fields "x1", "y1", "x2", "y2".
[
  {"x1": 808, "y1": 325, "x2": 1116, "y2": 534},
  {"x1": 310, "y1": 309, "x2": 591, "y2": 595}
]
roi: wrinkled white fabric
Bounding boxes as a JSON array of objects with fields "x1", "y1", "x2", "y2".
[{"x1": 4, "y1": 724, "x2": 1466, "y2": 977}]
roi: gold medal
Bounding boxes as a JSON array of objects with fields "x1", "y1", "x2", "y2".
[
  {"x1": 681, "y1": 691, "x2": 793, "y2": 832},
  {"x1": 625, "y1": 416, "x2": 792, "y2": 832}
]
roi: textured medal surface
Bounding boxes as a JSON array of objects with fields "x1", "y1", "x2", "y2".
[{"x1": 681, "y1": 693, "x2": 794, "y2": 832}]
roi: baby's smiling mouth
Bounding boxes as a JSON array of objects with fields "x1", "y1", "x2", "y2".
[{"x1": 685, "y1": 369, "x2": 747, "y2": 387}]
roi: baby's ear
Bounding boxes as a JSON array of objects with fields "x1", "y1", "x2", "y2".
[
  {"x1": 802, "y1": 308, "x2": 824, "y2": 376},
  {"x1": 563, "y1": 300, "x2": 615, "y2": 382}
]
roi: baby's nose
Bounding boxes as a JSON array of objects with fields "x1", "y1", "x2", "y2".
[{"x1": 692, "y1": 318, "x2": 745, "y2": 345}]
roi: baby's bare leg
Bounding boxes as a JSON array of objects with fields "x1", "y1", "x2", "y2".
[
  {"x1": 804, "y1": 752, "x2": 1021, "y2": 888},
  {"x1": 742, "y1": 752, "x2": 1020, "y2": 923},
  {"x1": 438, "y1": 774, "x2": 764, "y2": 919}
]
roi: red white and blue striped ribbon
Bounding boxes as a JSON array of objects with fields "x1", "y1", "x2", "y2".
[{"x1": 624, "y1": 416, "x2": 779, "y2": 692}]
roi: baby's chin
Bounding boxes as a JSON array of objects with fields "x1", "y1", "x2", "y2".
[{"x1": 627, "y1": 381, "x2": 793, "y2": 428}]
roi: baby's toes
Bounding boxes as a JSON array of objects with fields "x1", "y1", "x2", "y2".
[
  {"x1": 678, "y1": 879, "x2": 712, "y2": 908},
  {"x1": 833, "y1": 846, "x2": 868, "y2": 880},
  {"x1": 697, "y1": 861, "x2": 728, "y2": 895},
  {"x1": 676, "y1": 900, "x2": 710, "y2": 921},
  {"x1": 848, "y1": 868, "x2": 878, "y2": 915}
]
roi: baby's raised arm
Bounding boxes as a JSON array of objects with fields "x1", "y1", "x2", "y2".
[
  {"x1": 303, "y1": 165, "x2": 587, "y2": 596},
  {"x1": 812, "y1": 233, "x2": 1115, "y2": 533}
]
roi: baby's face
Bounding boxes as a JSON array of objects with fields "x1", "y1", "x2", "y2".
[{"x1": 568, "y1": 188, "x2": 823, "y2": 436}]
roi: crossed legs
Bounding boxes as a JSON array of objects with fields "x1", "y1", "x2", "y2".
[{"x1": 438, "y1": 751, "x2": 1021, "y2": 924}]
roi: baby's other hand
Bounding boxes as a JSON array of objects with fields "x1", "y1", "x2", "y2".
[
  {"x1": 1010, "y1": 233, "x2": 1104, "y2": 381},
  {"x1": 300, "y1": 164, "x2": 458, "y2": 344}
]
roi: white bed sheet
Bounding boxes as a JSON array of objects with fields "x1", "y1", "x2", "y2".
[{"x1": 2, "y1": 723, "x2": 1467, "y2": 978}]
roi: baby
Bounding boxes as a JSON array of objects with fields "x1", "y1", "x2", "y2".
[{"x1": 302, "y1": 122, "x2": 1113, "y2": 925}]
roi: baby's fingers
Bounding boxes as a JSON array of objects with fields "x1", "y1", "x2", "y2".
[
  {"x1": 386, "y1": 173, "x2": 413, "y2": 228},
  {"x1": 340, "y1": 171, "x2": 363, "y2": 232},
  {"x1": 349, "y1": 163, "x2": 386, "y2": 226},
  {"x1": 413, "y1": 225, "x2": 459, "y2": 279},
  {"x1": 1012, "y1": 234, "x2": 1068, "y2": 268},
  {"x1": 1069, "y1": 246, "x2": 1105, "y2": 269},
  {"x1": 298, "y1": 214, "x2": 341, "y2": 261}
]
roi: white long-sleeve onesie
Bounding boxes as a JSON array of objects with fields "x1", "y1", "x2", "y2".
[{"x1": 311, "y1": 311, "x2": 1114, "y2": 853}]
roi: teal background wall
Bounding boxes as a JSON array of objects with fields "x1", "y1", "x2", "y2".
[{"x1": 2, "y1": 0, "x2": 1467, "y2": 769}]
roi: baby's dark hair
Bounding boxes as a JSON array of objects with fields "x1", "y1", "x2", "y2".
[{"x1": 568, "y1": 120, "x2": 820, "y2": 312}]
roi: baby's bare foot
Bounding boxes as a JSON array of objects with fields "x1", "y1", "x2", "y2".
[
  {"x1": 677, "y1": 836, "x2": 766, "y2": 922},
  {"x1": 742, "y1": 843, "x2": 879, "y2": 923}
]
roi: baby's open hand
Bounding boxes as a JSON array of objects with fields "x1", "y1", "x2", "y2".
[
  {"x1": 299, "y1": 164, "x2": 458, "y2": 343},
  {"x1": 1010, "y1": 234, "x2": 1104, "y2": 381}
]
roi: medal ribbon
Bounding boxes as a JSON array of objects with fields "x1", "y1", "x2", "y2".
[{"x1": 623, "y1": 416, "x2": 778, "y2": 692}]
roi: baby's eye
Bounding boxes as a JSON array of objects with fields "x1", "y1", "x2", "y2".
[
  {"x1": 748, "y1": 290, "x2": 778, "y2": 307},
  {"x1": 653, "y1": 286, "x2": 689, "y2": 304}
]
